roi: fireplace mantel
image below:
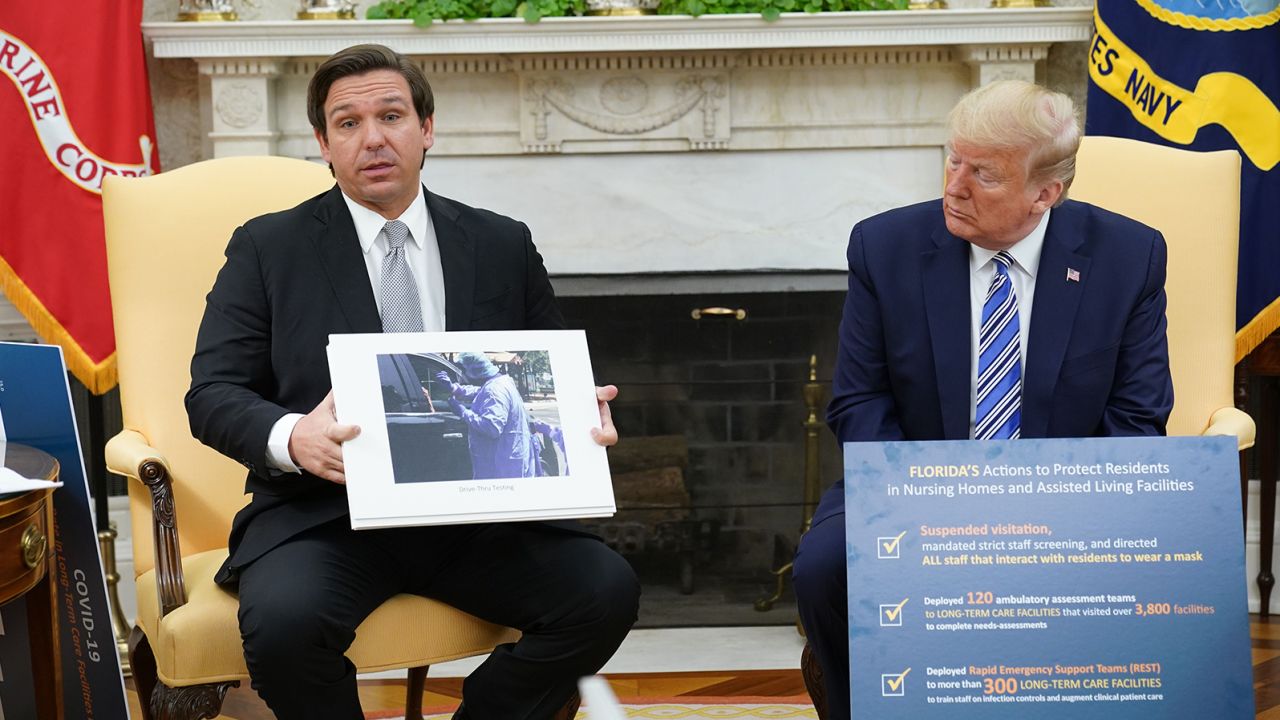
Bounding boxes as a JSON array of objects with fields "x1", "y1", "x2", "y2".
[
  {"x1": 144, "y1": 8, "x2": 1091, "y2": 57},
  {"x1": 138, "y1": 9, "x2": 1092, "y2": 278}
]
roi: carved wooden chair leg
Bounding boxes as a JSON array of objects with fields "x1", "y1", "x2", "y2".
[
  {"x1": 150, "y1": 680, "x2": 238, "y2": 720},
  {"x1": 552, "y1": 690, "x2": 582, "y2": 720},
  {"x1": 129, "y1": 626, "x2": 159, "y2": 720},
  {"x1": 801, "y1": 642, "x2": 828, "y2": 720},
  {"x1": 405, "y1": 665, "x2": 429, "y2": 720}
]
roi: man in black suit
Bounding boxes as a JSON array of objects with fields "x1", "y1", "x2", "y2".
[{"x1": 186, "y1": 44, "x2": 639, "y2": 720}]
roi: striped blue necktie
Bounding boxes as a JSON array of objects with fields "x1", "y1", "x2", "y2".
[{"x1": 975, "y1": 251, "x2": 1022, "y2": 440}]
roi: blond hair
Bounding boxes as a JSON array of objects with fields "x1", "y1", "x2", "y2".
[{"x1": 947, "y1": 80, "x2": 1081, "y2": 205}]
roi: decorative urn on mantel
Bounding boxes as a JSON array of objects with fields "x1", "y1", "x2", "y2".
[
  {"x1": 178, "y1": 0, "x2": 237, "y2": 21},
  {"x1": 584, "y1": 0, "x2": 660, "y2": 16}
]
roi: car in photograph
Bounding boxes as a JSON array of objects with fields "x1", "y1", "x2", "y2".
[{"x1": 378, "y1": 352, "x2": 473, "y2": 483}]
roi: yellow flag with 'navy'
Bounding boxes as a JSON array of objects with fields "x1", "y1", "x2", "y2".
[{"x1": 1086, "y1": 0, "x2": 1280, "y2": 358}]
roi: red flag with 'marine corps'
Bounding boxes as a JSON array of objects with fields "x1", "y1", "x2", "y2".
[{"x1": 0, "y1": 2, "x2": 158, "y2": 393}]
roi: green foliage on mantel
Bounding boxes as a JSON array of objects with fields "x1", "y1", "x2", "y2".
[
  {"x1": 367, "y1": 0, "x2": 905, "y2": 24},
  {"x1": 367, "y1": 0, "x2": 584, "y2": 24},
  {"x1": 661, "y1": 0, "x2": 905, "y2": 19}
]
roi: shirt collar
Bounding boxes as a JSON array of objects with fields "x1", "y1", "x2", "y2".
[
  {"x1": 968, "y1": 208, "x2": 1051, "y2": 278},
  {"x1": 340, "y1": 184, "x2": 427, "y2": 256}
]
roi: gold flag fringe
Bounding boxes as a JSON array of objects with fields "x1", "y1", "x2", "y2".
[
  {"x1": 1237, "y1": 296, "x2": 1280, "y2": 364},
  {"x1": 0, "y1": 255, "x2": 117, "y2": 395}
]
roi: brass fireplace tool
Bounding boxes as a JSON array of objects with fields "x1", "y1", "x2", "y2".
[
  {"x1": 99, "y1": 522, "x2": 132, "y2": 675},
  {"x1": 756, "y1": 354, "x2": 825, "y2": 612}
]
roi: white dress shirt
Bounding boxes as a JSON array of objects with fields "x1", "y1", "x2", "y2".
[
  {"x1": 266, "y1": 185, "x2": 447, "y2": 474},
  {"x1": 967, "y1": 209, "x2": 1050, "y2": 438}
]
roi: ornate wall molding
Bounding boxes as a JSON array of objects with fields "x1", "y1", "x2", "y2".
[
  {"x1": 521, "y1": 72, "x2": 728, "y2": 152},
  {"x1": 739, "y1": 47, "x2": 955, "y2": 68},
  {"x1": 213, "y1": 81, "x2": 263, "y2": 128},
  {"x1": 512, "y1": 54, "x2": 738, "y2": 73},
  {"x1": 196, "y1": 58, "x2": 283, "y2": 76}
]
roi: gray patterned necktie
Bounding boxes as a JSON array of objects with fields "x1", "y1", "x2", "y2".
[{"x1": 379, "y1": 220, "x2": 425, "y2": 333}]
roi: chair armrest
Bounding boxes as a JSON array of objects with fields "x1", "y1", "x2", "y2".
[
  {"x1": 105, "y1": 430, "x2": 189, "y2": 617},
  {"x1": 105, "y1": 428, "x2": 169, "y2": 478},
  {"x1": 1202, "y1": 407, "x2": 1256, "y2": 451}
]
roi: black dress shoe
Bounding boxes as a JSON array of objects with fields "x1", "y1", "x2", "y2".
[{"x1": 452, "y1": 702, "x2": 470, "y2": 719}]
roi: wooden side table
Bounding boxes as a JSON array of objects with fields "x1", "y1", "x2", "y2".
[
  {"x1": 0, "y1": 444, "x2": 62, "y2": 720},
  {"x1": 1242, "y1": 333, "x2": 1280, "y2": 616}
]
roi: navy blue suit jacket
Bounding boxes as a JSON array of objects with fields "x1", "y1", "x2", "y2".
[{"x1": 814, "y1": 198, "x2": 1173, "y2": 525}]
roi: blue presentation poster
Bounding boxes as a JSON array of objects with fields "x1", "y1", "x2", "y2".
[
  {"x1": 846, "y1": 436, "x2": 1253, "y2": 718},
  {"x1": 0, "y1": 342, "x2": 129, "y2": 719}
]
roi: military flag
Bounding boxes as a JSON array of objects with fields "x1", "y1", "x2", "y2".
[{"x1": 1086, "y1": 0, "x2": 1280, "y2": 359}]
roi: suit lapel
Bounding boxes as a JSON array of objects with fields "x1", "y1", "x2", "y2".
[
  {"x1": 311, "y1": 186, "x2": 381, "y2": 333},
  {"x1": 427, "y1": 189, "x2": 475, "y2": 331},
  {"x1": 923, "y1": 227, "x2": 972, "y2": 440},
  {"x1": 1024, "y1": 203, "x2": 1090, "y2": 438}
]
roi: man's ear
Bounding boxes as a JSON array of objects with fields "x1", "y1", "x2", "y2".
[
  {"x1": 421, "y1": 115, "x2": 435, "y2": 154},
  {"x1": 1033, "y1": 179, "x2": 1065, "y2": 212},
  {"x1": 315, "y1": 127, "x2": 331, "y2": 164}
]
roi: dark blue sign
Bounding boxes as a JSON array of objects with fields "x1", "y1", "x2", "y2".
[
  {"x1": 846, "y1": 436, "x2": 1252, "y2": 718},
  {"x1": 0, "y1": 342, "x2": 129, "y2": 719}
]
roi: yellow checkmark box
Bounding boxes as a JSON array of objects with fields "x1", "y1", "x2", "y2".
[
  {"x1": 878, "y1": 531, "x2": 907, "y2": 558},
  {"x1": 881, "y1": 598, "x2": 909, "y2": 625},
  {"x1": 880, "y1": 666, "x2": 911, "y2": 691},
  {"x1": 880, "y1": 667, "x2": 911, "y2": 697}
]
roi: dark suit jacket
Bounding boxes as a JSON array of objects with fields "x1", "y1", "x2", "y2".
[
  {"x1": 814, "y1": 198, "x2": 1174, "y2": 524},
  {"x1": 186, "y1": 185, "x2": 565, "y2": 585}
]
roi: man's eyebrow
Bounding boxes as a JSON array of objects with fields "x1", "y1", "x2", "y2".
[{"x1": 327, "y1": 95, "x2": 410, "y2": 119}]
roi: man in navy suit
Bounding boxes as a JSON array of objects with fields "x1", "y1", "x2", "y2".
[
  {"x1": 187, "y1": 44, "x2": 638, "y2": 720},
  {"x1": 792, "y1": 80, "x2": 1173, "y2": 719}
]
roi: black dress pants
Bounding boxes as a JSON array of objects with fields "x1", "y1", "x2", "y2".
[{"x1": 235, "y1": 518, "x2": 640, "y2": 720}]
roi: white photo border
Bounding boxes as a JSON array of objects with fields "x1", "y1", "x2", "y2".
[{"x1": 327, "y1": 329, "x2": 615, "y2": 528}]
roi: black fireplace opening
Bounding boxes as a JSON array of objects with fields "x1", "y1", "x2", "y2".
[{"x1": 559, "y1": 289, "x2": 847, "y2": 627}]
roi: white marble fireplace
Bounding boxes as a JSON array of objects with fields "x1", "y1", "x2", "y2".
[{"x1": 140, "y1": 8, "x2": 1092, "y2": 288}]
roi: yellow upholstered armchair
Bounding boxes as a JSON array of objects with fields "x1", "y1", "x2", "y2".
[
  {"x1": 102, "y1": 157, "x2": 518, "y2": 720},
  {"x1": 1070, "y1": 136, "x2": 1255, "y2": 451}
]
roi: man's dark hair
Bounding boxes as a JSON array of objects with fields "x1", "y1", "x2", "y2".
[{"x1": 307, "y1": 44, "x2": 434, "y2": 140}]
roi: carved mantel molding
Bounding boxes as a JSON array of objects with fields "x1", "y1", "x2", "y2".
[
  {"x1": 131, "y1": 8, "x2": 1092, "y2": 278},
  {"x1": 142, "y1": 9, "x2": 1090, "y2": 158}
]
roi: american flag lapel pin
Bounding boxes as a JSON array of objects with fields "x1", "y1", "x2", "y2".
[{"x1": 1066, "y1": 267, "x2": 1081, "y2": 283}]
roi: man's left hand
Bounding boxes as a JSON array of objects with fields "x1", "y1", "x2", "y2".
[{"x1": 592, "y1": 385, "x2": 619, "y2": 447}]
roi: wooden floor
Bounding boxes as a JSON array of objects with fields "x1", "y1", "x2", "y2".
[
  {"x1": 1254, "y1": 616, "x2": 1280, "y2": 719},
  {"x1": 125, "y1": 669, "x2": 809, "y2": 719},
  {"x1": 126, "y1": 616, "x2": 1280, "y2": 718}
]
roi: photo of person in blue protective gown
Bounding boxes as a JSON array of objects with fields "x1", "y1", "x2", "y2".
[{"x1": 377, "y1": 349, "x2": 567, "y2": 483}]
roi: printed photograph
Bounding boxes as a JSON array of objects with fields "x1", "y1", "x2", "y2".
[{"x1": 377, "y1": 350, "x2": 567, "y2": 484}]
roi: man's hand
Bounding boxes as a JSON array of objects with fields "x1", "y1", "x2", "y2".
[
  {"x1": 592, "y1": 385, "x2": 619, "y2": 447},
  {"x1": 288, "y1": 391, "x2": 360, "y2": 484}
]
